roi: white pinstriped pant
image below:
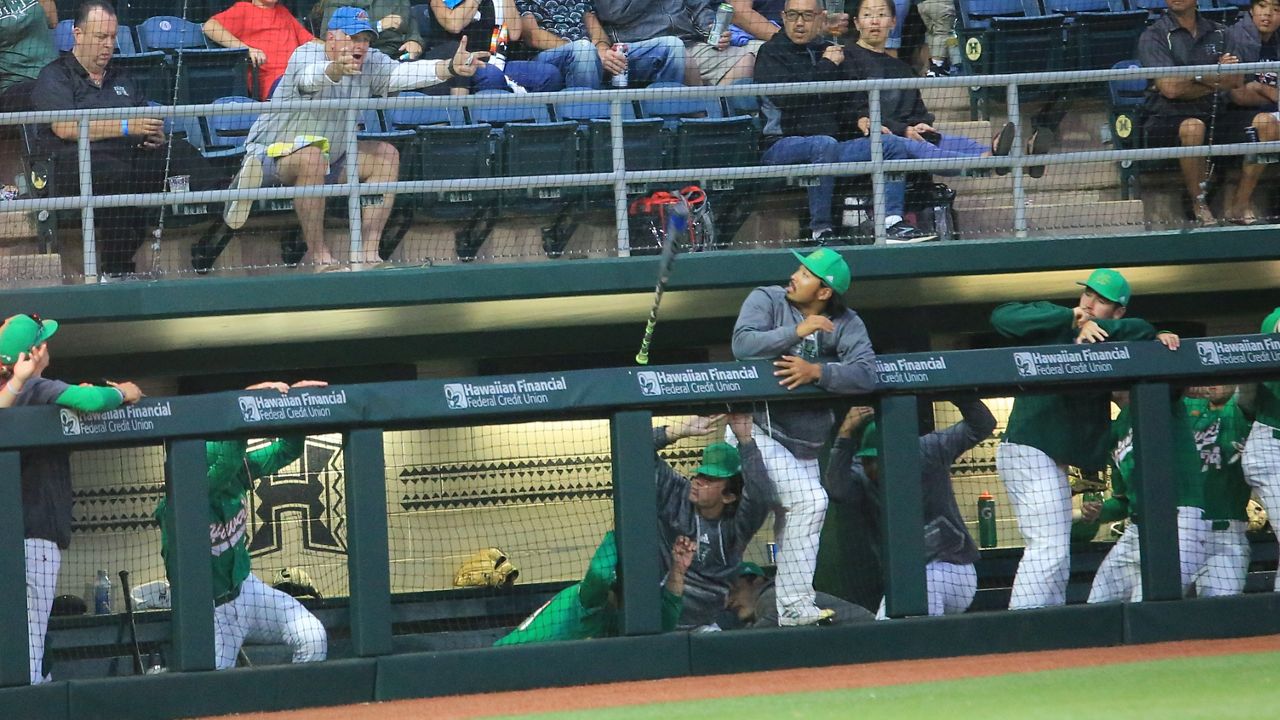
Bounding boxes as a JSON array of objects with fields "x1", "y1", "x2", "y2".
[
  {"x1": 25, "y1": 538, "x2": 59, "y2": 684},
  {"x1": 1087, "y1": 506, "x2": 1210, "y2": 603},
  {"x1": 1193, "y1": 520, "x2": 1250, "y2": 597},
  {"x1": 875, "y1": 560, "x2": 977, "y2": 618},
  {"x1": 997, "y1": 442, "x2": 1073, "y2": 609},
  {"x1": 1242, "y1": 422, "x2": 1280, "y2": 591},
  {"x1": 213, "y1": 573, "x2": 327, "y2": 670}
]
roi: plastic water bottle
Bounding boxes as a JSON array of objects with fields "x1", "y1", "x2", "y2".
[
  {"x1": 977, "y1": 491, "x2": 997, "y2": 548},
  {"x1": 94, "y1": 569, "x2": 112, "y2": 615}
]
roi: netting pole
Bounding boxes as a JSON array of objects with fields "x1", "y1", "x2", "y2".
[
  {"x1": 164, "y1": 438, "x2": 216, "y2": 672},
  {"x1": 344, "y1": 428, "x2": 392, "y2": 656},
  {"x1": 869, "y1": 89, "x2": 887, "y2": 245},
  {"x1": 1130, "y1": 382, "x2": 1182, "y2": 602},
  {"x1": 611, "y1": 410, "x2": 660, "y2": 635},
  {"x1": 78, "y1": 118, "x2": 97, "y2": 281},
  {"x1": 346, "y1": 109, "x2": 364, "y2": 265},
  {"x1": 610, "y1": 99, "x2": 631, "y2": 257},
  {"x1": 879, "y1": 394, "x2": 928, "y2": 618},
  {"x1": 1006, "y1": 82, "x2": 1027, "y2": 238},
  {"x1": 0, "y1": 451, "x2": 27, "y2": 686}
]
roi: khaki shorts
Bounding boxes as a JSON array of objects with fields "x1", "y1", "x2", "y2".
[{"x1": 685, "y1": 39, "x2": 763, "y2": 84}]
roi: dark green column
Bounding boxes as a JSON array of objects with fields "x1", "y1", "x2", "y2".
[
  {"x1": 165, "y1": 438, "x2": 215, "y2": 672},
  {"x1": 344, "y1": 429, "x2": 392, "y2": 656},
  {"x1": 611, "y1": 410, "x2": 660, "y2": 636},
  {"x1": 0, "y1": 451, "x2": 28, "y2": 686},
  {"x1": 1130, "y1": 382, "x2": 1182, "y2": 602},
  {"x1": 879, "y1": 395, "x2": 927, "y2": 617}
]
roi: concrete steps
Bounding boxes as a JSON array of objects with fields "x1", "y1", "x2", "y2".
[{"x1": 954, "y1": 199, "x2": 1146, "y2": 238}]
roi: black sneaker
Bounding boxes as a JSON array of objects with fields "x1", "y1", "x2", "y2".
[
  {"x1": 926, "y1": 59, "x2": 952, "y2": 78},
  {"x1": 884, "y1": 221, "x2": 938, "y2": 244},
  {"x1": 812, "y1": 229, "x2": 857, "y2": 246}
]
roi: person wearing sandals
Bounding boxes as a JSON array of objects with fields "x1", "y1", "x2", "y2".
[
  {"x1": 1222, "y1": 0, "x2": 1280, "y2": 225},
  {"x1": 844, "y1": 0, "x2": 1052, "y2": 178}
]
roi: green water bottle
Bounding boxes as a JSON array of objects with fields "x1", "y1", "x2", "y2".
[{"x1": 978, "y1": 491, "x2": 997, "y2": 548}]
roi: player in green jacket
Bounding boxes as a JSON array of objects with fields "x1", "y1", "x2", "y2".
[
  {"x1": 990, "y1": 269, "x2": 1179, "y2": 609},
  {"x1": 155, "y1": 380, "x2": 328, "y2": 670},
  {"x1": 1087, "y1": 391, "x2": 1208, "y2": 603},
  {"x1": 1241, "y1": 307, "x2": 1280, "y2": 591},
  {"x1": 494, "y1": 531, "x2": 694, "y2": 646},
  {"x1": 1186, "y1": 385, "x2": 1254, "y2": 597}
]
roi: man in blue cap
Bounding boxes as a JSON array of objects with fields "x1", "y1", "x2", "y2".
[
  {"x1": 990, "y1": 269, "x2": 1180, "y2": 609},
  {"x1": 731, "y1": 248, "x2": 878, "y2": 625},
  {"x1": 232, "y1": 6, "x2": 489, "y2": 269}
]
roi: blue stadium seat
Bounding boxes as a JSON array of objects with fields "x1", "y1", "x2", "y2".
[
  {"x1": 551, "y1": 99, "x2": 637, "y2": 123},
  {"x1": 118, "y1": 1, "x2": 212, "y2": 27},
  {"x1": 53, "y1": 21, "x2": 138, "y2": 53},
  {"x1": 109, "y1": 50, "x2": 174, "y2": 104},
  {"x1": 136, "y1": 15, "x2": 209, "y2": 52},
  {"x1": 1197, "y1": 0, "x2": 1239, "y2": 25},
  {"x1": 1125, "y1": 0, "x2": 1168, "y2": 19},
  {"x1": 957, "y1": 0, "x2": 1065, "y2": 117},
  {"x1": 174, "y1": 47, "x2": 253, "y2": 105},
  {"x1": 386, "y1": 92, "x2": 465, "y2": 128},
  {"x1": 467, "y1": 90, "x2": 553, "y2": 126},
  {"x1": 634, "y1": 82, "x2": 722, "y2": 128},
  {"x1": 1043, "y1": 0, "x2": 1148, "y2": 72},
  {"x1": 1105, "y1": 59, "x2": 1148, "y2": 199},
  {"x1": 200, "y1": 95, "x2": 257, "y2": 157}
]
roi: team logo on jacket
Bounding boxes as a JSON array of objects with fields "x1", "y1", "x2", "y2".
[{"x1": 248, "y1": 436, "x2": 346, "y2": 557}]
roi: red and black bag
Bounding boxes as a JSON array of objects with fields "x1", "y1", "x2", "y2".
[{"x1": 626, "y1": 185, "x2": 718, "y2": 255}]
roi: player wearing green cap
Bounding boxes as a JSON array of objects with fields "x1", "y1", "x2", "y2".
[
  {"x1": 493, "y1": 531, "x2": 695, "y2": 645},
  {"x1": 723, "y1": 562, "x2": 873, "y2": 628},
  {"x1": 1086, "y1": 390, "x2": 1207, "y2": 603},
  {"x1": 1241, "y1": 307, "x2": 1280, "y2": 591},
  {"x1": 0, "y1": 314, "x2": 143, "y2": 683},
  {"x1": 1186, "y1": 385, "x2": 1253, "y2": 597},
  {"x1": 990, "y1": 269, "x2": 1179, "y2": 609},
  {"x1": 652, "y1": 413, "x2": 774, "y2": 628},
  {"x1": 731, "y1": 248, "x2": 878, "y2": 626}
]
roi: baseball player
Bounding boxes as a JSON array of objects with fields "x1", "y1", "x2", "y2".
[
  {"x1": 826, "y1": 397, "x2": 997, "y2": 617},
  {"x1": 1241, "y1": 307, "x2": 1280, "y2": 591},
  {"x1": 1087, "y1": 389, "x2": 1208, "y2": 603},
  {"x1": 1186, "y1": 385, "x2": 1253, "y2": 597},
  {"x1": 494, "y1": 532, "x2": 695, "y2": 646},
  {"x1": 731, "y1": 247, "x2": 878, "y2": 626},
  {"x1": 0, "y1": 314, "x2": 143, "y2": 683},
  {"x1": 654, "y1": 413, "x2": 773, "y2": 628},
  {"x1": 154, "y1": 381, "x2": 328, "y2": 670},
  {"x1": 722, "y1": 562, "x2": 873, "y2": 629},
  {"x1": 990, "y1": 269, "x2": 1179, "y2": 609}
]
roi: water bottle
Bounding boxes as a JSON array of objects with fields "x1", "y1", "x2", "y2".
[
  {"x1": 708, "y1": 2, "x2": 734, "y2": 43},
  {"x1": 94, "y1": 569, "x2": 112, "y2": 615},
  {"x1": 977, "y1": 491, "x2": 997, "y2": 548}
]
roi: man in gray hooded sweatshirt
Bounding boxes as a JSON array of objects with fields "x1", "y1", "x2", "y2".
[
  {"x1": 653, "y1": 413, "x2": 772, "y2": 628},
  {"x1": 731, "y1": 247, "x2": 878, "y2": 625}
]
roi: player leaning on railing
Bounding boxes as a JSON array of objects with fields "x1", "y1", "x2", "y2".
[
  {"x1": 1240, "y1": 308, "x2": 1280, "y2": 591},
  {"x1": 0, "y1": 314, "x2": 142, "y2": 683}
]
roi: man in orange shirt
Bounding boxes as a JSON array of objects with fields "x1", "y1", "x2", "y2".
[{"x1": 204, "y1": 0, "x2": 315, "y2": 99}]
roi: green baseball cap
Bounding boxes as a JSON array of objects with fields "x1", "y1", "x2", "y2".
[
  {"x1": 855, "y1": 421, "x2": 881, "y2": 458},
  {"x1": 791, "y1": 247, "x2": 851, "y2": 295},
  {"x1": 1076, "y1": 268, "x2": 1131, "y2": 306},
  {"x1": 695, "y1": 442, "x2": 741, "y2": 478},
  {"x1": 1261, "y1": 307, "x2": 1280, "y2": 334},
  {"x1": 0, "y1": 314, "x2": 58, "y2": 365},
  {"x1": 737, "y1": 561, "x2": 766, "y2": 578}
]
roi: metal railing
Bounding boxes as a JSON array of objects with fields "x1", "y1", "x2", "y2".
[{"x1": 3, "y1": 62, "x2": 1277, "y2": 277}]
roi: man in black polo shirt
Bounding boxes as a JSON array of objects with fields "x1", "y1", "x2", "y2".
[
  {"x1": 32, "y1": 0, "x2": 217, "y2": 279},
  {"x1": 1138, "y1": 0, "x2": 1248, "y2": 226}
]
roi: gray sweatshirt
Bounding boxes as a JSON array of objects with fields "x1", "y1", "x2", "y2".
[
  {"x1": 731, "y1": 285, "x2": 878, "y2": 459},
  {"x1": 824, "y1": 397, "x2": 996, "y2": 566},
  {"x1": 654, "y1": 427, "x2": 773, "y2": 627},
  {"x1": 592, "y1": 0, "x2": 713, "y2": 44}
]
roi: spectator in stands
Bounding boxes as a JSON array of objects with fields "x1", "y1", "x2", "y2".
[
  {"x1": 847, "y1": 0, "x2": 1048, "y2": 176},
  {"x1": 32, "y1": 0, "x2": 220, "y2": 279},
  {"x1": 204, "y1": 0, "x2": 316, "y2": 101},
  {"x1": 653, "y1": 413, "x2": 772, "y2": 629},
  {"x1": 418, "y1": 0, "x2": 562, "y2": 93},
  {"x1": 757, "y1": 0, "x2": 994, "y2": 243},
  {"x1": 231, "y1": 7, "x2": 487, "y2": 269},
  {"x1": 990, "y1": 270, "x2": 1179, "y2": 609},
  {"x1": 721, "y1": 562, "x2": 872, "y2": 628},
  {"x1": 515, "y1": 0, "x2": 684, "y2": 88},
  {"x1": 0, "y1": 0, "x2": 57, "y2": 112},
  {"x1": 0, "y1": 313, "x2": 143, "y2": 683},
  {"x1": 1138, "y1": 0, "x2": 1248, "y2": 225},
  {"x1": 494, "y1": 532, "x2": 695, "y2": 645},
  {"x1": 155, "y1": 381, "x2": 329, "y2": 670},
  {"x1": 731, "y1": 248, "x2": 878, "y2": 626},
  {"x1": 1223, "y1": 0, "x2": 1280, "y2": 224},
  {"x1": 594, "y1": 0, "x2": 756, "y2": 86},
  {"x1": 1086, "y1": 387, "x2": 1209, "y2": 603},
  {"x1": 1185, "y1": 384, "x2": 1254, "y2": 597},
  {"x1": 826, "y1": 399, "x2": 995, "y2": 617},
  {"x1": 313, "y1": 0, "x2": 423, "y2": 60}
]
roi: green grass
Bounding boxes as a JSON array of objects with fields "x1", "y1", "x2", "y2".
[{"x1": 490, "y1": 651, "x2": 1280, "y2": 720}]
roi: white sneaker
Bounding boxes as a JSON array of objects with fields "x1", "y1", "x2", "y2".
[
  {"x1": 223, "y1": 154, "x2": 263, "y2": 230},
  {"x1": 778, "y1": 607, "x2": 836, "y2": 627}
]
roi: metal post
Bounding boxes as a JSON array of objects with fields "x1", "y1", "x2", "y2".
[
  {"x1": 1006, "y1": 82, "x2": 1027, "y2": 237},
  {"x1": 879, "y1": 395, "x2": 928, "y2": 617},
  {"x1": 611, "y1": 410, "x2": 660, "y2": 635},
  {"x1": 0, "y1": 452, "x2": 28, "y2": 686},
  {"x1": 1130, "y1": 382, "x2": 1183, "y2": 602},
  {"x1": 869, "y1": 89, "x2": 887, "y2": 245},
  {"x1": 346, "y1": 108, "x2": 363, "y2": 264},
  {"x1": 344, "y1": 429, "x2": 393, "y2": 656},
  {"x1": 165, "y1": 438, "x2": 216, "y2": 672},
  {"x1": 78, "y1": 118, "x2": 97, "y2": 281},
  {"x1": 611, "y1": 100, "x2": 631, "y2": 257}
]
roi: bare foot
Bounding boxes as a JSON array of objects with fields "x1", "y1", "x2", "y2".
[
  {"x1": 1193, "y1": 202, "x2": 1216, "y2": 226},
  {"x1": 1224, "y1": 205, "x2": 1257, "y2": 225}
]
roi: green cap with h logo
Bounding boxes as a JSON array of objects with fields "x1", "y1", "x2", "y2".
[
  {"x1": 791, "y1": 248, "x2": 851, "y2": 295},
  {"x1": 1077, "y1": 268, "x2": 1131, "y2": 306}
]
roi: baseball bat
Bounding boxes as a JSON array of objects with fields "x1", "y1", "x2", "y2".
[
  {"x1": 635, "y1": 206, "x2": 686, "y2": 365},
  {"x1": 118, "y1": 570, "x2": 145, "y2": 675}
]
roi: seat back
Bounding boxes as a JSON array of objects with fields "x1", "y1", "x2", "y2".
[
  {"x1": 958, "y1": 0, "x2": 1039, "y2": 29},
  {"x1": 136, "y1": 15, "x2": 207, "y2": 52},
  {"x1": 204, "y1": 95, "x2": 259, "y2": 149},
  {"x1": 585, "y1": 118, "x2": 666, "y2": 174},
  {"x1": 386, "y1": 93, "x2": 464, "y2": 128},
  {"x1": 635, "y1": 82, "x2": 721, "y2": 124},
  {"x1": 174, "y1": 48, "x2": 251, "y2": 105},
  {"x1": 468, "y1": 90, "x2": 553, "y2": 125},
  {"x1": 109, "y1": 51, "x2": 174, "y2": 104}
]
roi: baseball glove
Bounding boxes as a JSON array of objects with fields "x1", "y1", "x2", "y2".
[
  {"x1": 1070, "y1": 469, "x2": 1108, "y2": 495},
  {"x1": 272, "y1": 567, "x2": 322, "y2": 599},
  {"x1": 1247, "y1": 498, "x2": 1269, "y2": 534},
  {"x1": 453, "y1": 548, "x2": 519, "y2": 589}
]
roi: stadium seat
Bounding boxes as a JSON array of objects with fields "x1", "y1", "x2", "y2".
[
  {"x1": 582, "y1": 117, "x2": 667, "y2": 204},
  {"x1": 1043, "y1": 0, "x2": 1148, "y2": 72},
  {"x1": 407, "y1": 123, "x2": 497, "y2": 259},
  {"x1": 956, "y1": 0, "x2": 1066, "y2": 118},
  {"x1": 551, "y1": 99, "x2": 637, "y2": 124},
  {"x1": 175, "y1": 47, "x2": 253, "y2": 104},
  {"x1": 386, "y1": 92, "x2": 466, "y2": 128},
  {"x1": 136, "y1": 15, "x2": 209, "y2": 51},
  {"x1": 1105, "y1": 59, "x2": 1148, "y2": 199},
  {"x1": 634, "y1": 82, "x2": 721, "y2": 128},
  {"x1": 109, "y1": 50, "x2": 174, "y2": 104},
  {"x1": 118, "y1": 1, "x2": 213, "y2": 26},
  {"x1": 1197, "y1": 0, "x2": 1239, "y2": 25},
  {"x1": 1125, "y1": 0, "x2": 1168, "y2": 20},
  {"x1": 467, "y1": 90, "x2": 553, "y2": 126},
  {"x1": 670, "y1": 115, "x2": 759, "y2": 193},
  {"x1": 495, "y1": 121, "x2": 582, "y2": 256},
  {"x1": 53, "y1": 21, "x2": 138, "y2": 53}
]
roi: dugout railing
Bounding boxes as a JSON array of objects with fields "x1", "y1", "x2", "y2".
[
  {"x1": 3, "y1": 61, "x2": 1280, "y2": 279},
  {"x1": 2, "y1": 334, "x2": 1280, "y2": 718}
]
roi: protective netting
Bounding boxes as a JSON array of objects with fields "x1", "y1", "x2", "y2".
[{"x1": 0, "y1": 0, "x2": 1277, "y2": 280}]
